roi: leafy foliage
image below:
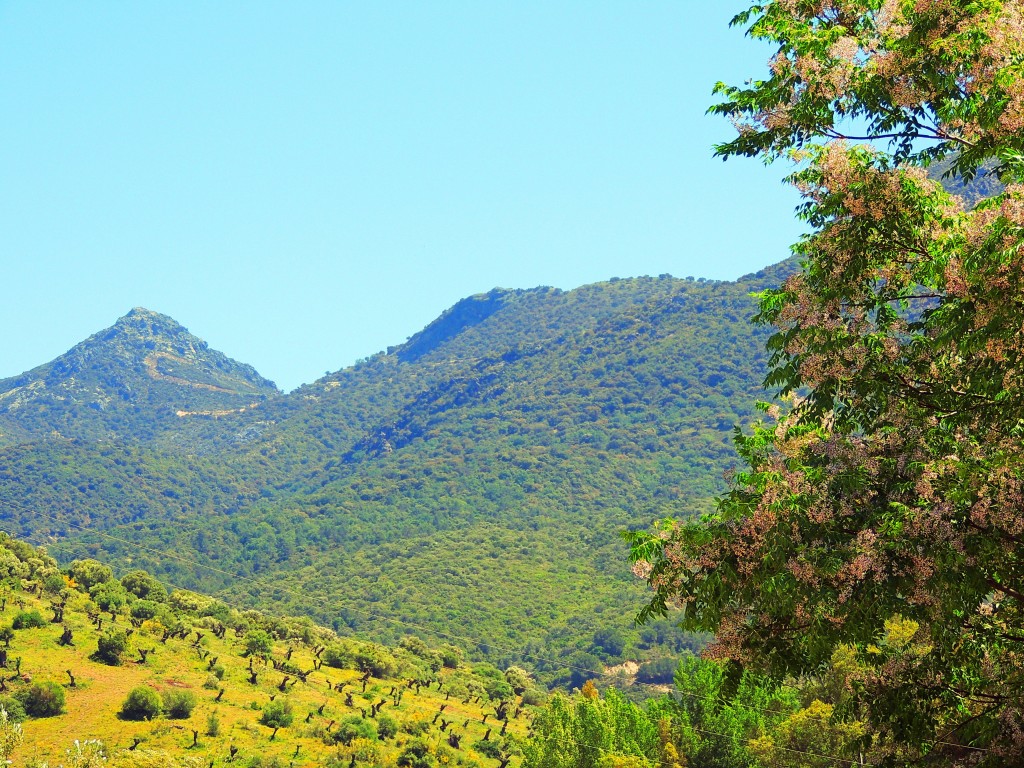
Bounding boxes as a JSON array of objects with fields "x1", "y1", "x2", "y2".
[
  {"x1": 630, "y1": 1, "x2": 1024, "y2": 763},
  {"x1": 119, "y1": 687, "x2": 162, "y2": 721},
  {"x1": 1, "y1": 270, "x2": 789, "y2": 677},
  {"x1": 161, "y1": 689, "x2": 197, "y2": 719},
  {"x1": 16, "y1": 682, "x2": 65, "y2": 718}
]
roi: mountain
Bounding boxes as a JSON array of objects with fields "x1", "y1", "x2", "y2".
[
  {"x1": 0, "y1": 307, "x2": 279, "y2": 446},
  {"x1": 0, "y1": 263, "x2": 793, "y2": 681}
]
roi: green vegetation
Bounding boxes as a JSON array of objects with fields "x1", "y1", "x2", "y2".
[
  {"x1": 628, "y1": 1, "x2": 1024, "y2": 763},
  {"x1": 161, "y1": 689, "x2": 197, "y2": 719},
  {"x1": 16, "y1": 681, "x2": 65, "y2": 718},
  {"x1": 0, "y1": 533, "x2": 535, "y2": 766},
  {"x1": 0, "y1": 268, "x2": 788, "y2": 677},
  {"x1": 120, "y1": 686, "x2": 162, "y2": 721},
  {"x1": 93, "y1": 630, "x2": 128, "y2": 666},
  {"x1": 11, "y1": 610, "x2": 46, "y2": 630}
]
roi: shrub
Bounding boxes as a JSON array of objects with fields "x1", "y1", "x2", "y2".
[
  {"x1": 94, "y1": 630, "x2": 128, "y2": 665},
  {"x1": 635, "y1": 657, "x2": 677, "y2": 685},
  {"x1": 439, "y1": 644, "x2": 462, "y2": 669},
  {"x1": 396, "y1": 738, "x2": 436, "y2": 768},
  {"x1": 259, "y1": 699, "x2": 294, "y2": 736},
  {"x1": 332, "y1": 714, "x2": 377, "y2": 746},
  {"x1": 377, "y1": 713, "x2": 399, "y2": 739},
  {"x1": 401, "y1": 717, "x2": 431, "y2": 736},
  {"x1": 243, "y1": 629, "x2": 274, "y2": 658},
  {"x1": 206, "y1": 709, "x2": 220, "y2": 737},
  {"x1": 120, "y1": 686, "x2": 162, "y2": 721},
  {"x1": 322, "y1": 644, "x2": 351, "y2": 669},
  {"x1": 474, "y1": 738, "x2": 504, "y2": 759},
  {"x1": 399, "y1": 635, "x2": 431, "y2": 658},
  {"x1": 520, "y1": 687, "x2": 547, "y2": 706},
  {"x1": 504, "y1": 666, "x2": 532, "y2": 695},
  {"x1": 130, "y1": 600, "x2": 161, "y2": 620},
  {"x1": 162, "y1": 689, "x2": 197, "y2": 719},
  {"x1": 0, "y1": 695, "x2": 26, "y2": 722},
  {"x1": 17, "y1": 681, "x2": 65, "y2": 717},
  {"x1": 11, "y1": 610, "x2": 46, "y2": 630},
  {"x1": 353, "y1": 647, "x2": 397, "y2": 678}
]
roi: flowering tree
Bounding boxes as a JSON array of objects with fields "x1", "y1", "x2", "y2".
[{"x1": 629, "y1": 1, "x2": 1024, "y2": 764}]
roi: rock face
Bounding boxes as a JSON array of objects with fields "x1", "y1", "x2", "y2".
[{"x1": 0, "y1": 308, "x2": 279, "y2": 445}]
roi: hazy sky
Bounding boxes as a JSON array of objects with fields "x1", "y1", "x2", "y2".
[{"x1": 1, "y1": 2, "x2": 804, "y2": 392}]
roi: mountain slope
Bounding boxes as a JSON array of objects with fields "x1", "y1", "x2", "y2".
[
  {"x1": 1, "y1": 264, "x2": 791, "y2": 678},
  {"x1": 0, "y1": 307, "x2": 279, "y2": 446}
]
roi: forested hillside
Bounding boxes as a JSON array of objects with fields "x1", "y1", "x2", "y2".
[
  {"x1": 0, "y1": 264, "x2": 791, "y2": 680},
  {"x1": 0, "y1": 308, "x2": 279, "y2": 447}
]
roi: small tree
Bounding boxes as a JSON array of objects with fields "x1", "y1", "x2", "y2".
[
  {"x1": 93, "y1": 629, "x2": 128, "y2": 666},
  {"x1": 243, "y1": 629, "x2": 274, "y2": 659},
  {"x1": 16, "y1": 681, "x2": 66, "y2": 717},
  {"x1": 67, "y1": 559, "x2": 113, "y2": 590},
  {"x1": 120, "y1": 686, "x2": 162, "y2": 721},
  {"x1": 258, "y1": 699, "x2": 293, "y2": 740},
  {"x1": 162, "y1": 689, "x2": 197, "y2": 719}
]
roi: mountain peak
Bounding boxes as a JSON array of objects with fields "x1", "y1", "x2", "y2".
[
  {"x1": 0, "y1": 310, "x2": 278, "y2": 445},
  {"x1": 105, "y1": 309, "x2": 203, "y2": 348}
]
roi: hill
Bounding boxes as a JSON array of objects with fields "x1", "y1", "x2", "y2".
[
  {"x1": 0, "y1": 308, "x2": 279, "y2": 447},
  {"x1": 0, "y1": 533, "x2": 534, "y2": 767},
  {"x1": 0, "y1": 265, "x2": 792, "y2": 680}
]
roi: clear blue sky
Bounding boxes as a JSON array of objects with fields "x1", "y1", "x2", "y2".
[{"x1": 0, "y1": 2, "x2": 803, "y2": 392}]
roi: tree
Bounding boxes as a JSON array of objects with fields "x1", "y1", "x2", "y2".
[
  {"x1": 162, "y1": 689, "x2": 197, "y2": 719},
  {"x1": 16, "y1": 681, "x2": 65, "y2": 717},
  {"x1": 523, "y1": 689, "x2": 659, "y2": 768},
  {"x1": 243, "y1": 629, "x2": 274, "y2": 659},
  {"x1": 628, "y1": 2, "x2": 1024, "y2": 764},
  {"x1": 93, "y1": 629, "x2": 128, "y2": 666},
  {"x1": 258, "y1": 699, "x2": 294, "y2": 740},
  {"x1": 749, "y1": 700, "x2": 865, "y2": 768},
  {"x1": 67, "y1": 559, "x2": 113, "y2": 590},
  {"x1": 120, "y1": 686, "x2": 162, "y2": 721},
  {"x1": 89, "y1": 580, "x2": 129, "y2": 614},
  {"x1": 120, "y1": 570, "x2": 168, "y2": 602}
]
